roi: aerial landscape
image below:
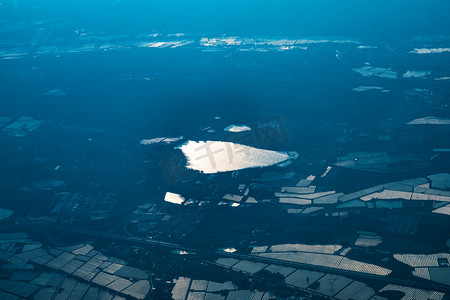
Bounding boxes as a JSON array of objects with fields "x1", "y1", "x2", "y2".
[{"x1": 1, "y1": 0, "x2": 450, "y2": 299}]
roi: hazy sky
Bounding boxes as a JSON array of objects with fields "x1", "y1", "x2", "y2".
[{"x1": 3, "y1": 0, "x2": 450, "y2": 38}]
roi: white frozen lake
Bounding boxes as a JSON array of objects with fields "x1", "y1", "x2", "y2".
[
  {"x1": 177, "y1": 140, "x2": 296, "y2": 174},
  {"x1": 224, "y1": 124, "x2": 251, "y2": 132},
  {"x1": 403, "y1": 70, "x2": 430, "y2": 78}
]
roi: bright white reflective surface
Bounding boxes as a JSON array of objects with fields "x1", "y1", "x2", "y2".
[
  {"x1": 164, "y1": 192, "x2": 185, "y2": 205},
  {"x1": 177, "y1": 140, "x2": 295, "y2": 174},
  {"x1": 224, "y1": 124, "x2": 251, "y2": 132}
]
